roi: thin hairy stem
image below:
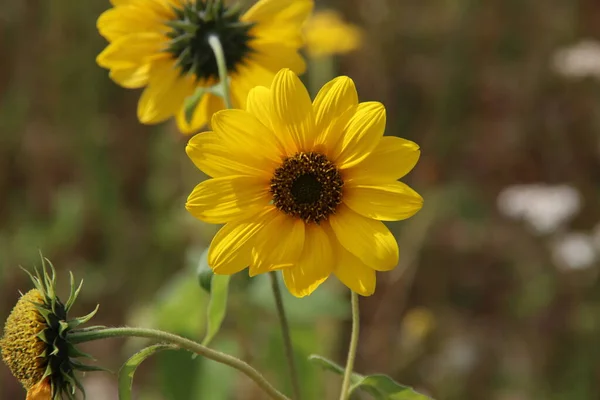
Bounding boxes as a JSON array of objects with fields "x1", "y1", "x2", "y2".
[
  {"x1": 69, "y1": 327, "x2": 290, "y2": 400},
  {"x1": 269, "y1": 272, "x2": 302, "y2": 400},
  {"x1": 339, "y1": 291, "x2": 360, "y2": 400},
  {"x1": 208, "y1": 34, "x2": 233, "y2": 109}
]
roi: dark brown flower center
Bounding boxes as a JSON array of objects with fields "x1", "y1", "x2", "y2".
[{"x1": 270, "y1": 152, "x2": 344, "y2": 224}]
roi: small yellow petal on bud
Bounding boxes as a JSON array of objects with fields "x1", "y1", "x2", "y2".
[{"x1": 26, "y1": 379, "x2": 52, "y2": 400}]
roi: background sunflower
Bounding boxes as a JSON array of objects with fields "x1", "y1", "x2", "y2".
[{"x1": 97, "y1": 0, "x2": 312, "y2": 134}]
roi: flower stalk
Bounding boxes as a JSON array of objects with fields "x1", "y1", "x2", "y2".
[
  {"x1": 69, "y1": 326, "x2": 290, "y2": 400},
  {"x1": 339, "y1": 291, "x2": 360, "y2": 400},
  {"x1": 208, "y1": 34, "x2": 233, "y2": 109},
  {"x1": 269, "y1": 272, "x2": 302, "y2": 400}
]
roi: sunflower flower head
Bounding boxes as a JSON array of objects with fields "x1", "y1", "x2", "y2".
[
  {"x1": 186, "y1": 69, "x2": 423, "y2": 297},
  {"x1": 1, "y1": 259, "x2": 100, "y2": 399},
  {"x1": 97, "y1": 0, "x2": 313, "y2": 134},
  {"x1": 304, "y1": 10, "x2": 362, "y2": 57}
]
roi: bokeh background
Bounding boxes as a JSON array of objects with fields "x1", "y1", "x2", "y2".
[{"x1": 2, "y1": 0, "x2": 600, "y2": 399}]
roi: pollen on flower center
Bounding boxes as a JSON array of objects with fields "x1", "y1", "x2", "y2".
[
  {"x1": 271, "y1": 152, "x2": 344, "y2": 224},
  {"x1": 166, "y1": 0, "x2": 254, "y2": 81}
]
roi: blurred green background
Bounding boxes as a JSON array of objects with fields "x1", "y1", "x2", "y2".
[{"x1": 3, "y1": 0, "x2": 600, "y2": 399}]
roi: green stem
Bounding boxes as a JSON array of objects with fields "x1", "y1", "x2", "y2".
[
  {"x1": 69, "y1": 327, "x2": 290, "y2": 400},
  {"x1": 308, "y1": 55, "x2": 335, "y2": 97},
  {"x1": 339, "y1": 291, "x2": 360, "y2": 400},
  {"x1": 269, "y1": 272, "x2": 302, "y2": 400},
  {"x1": 208, "y1": 34, "x2": 233, "y2": 109}
]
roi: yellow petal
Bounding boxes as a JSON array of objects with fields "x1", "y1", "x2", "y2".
[
  {"x1": 176, "y1": 93, "x2": 225, "y2": 135},
  {"x1": 96, "y1": 32, "x2": 166, "y2": 69},
  {"x1": 208, "y1": 209, "x2": 277, "y2": 274},
  {"x1": 313, "y1": 76, "x2": 358, "y2": 138},
  {"x1": 251, "y1": 25, "x2": 304, "y2": 48},
  {"x1": 251, "y1": 211, "x2": 305, "y2": 274},
  {"x1": 271, "y1": 69, "x2": 315, "y2": 152},
  {"x1": 211, "y1": 109, "x2": 283, "y2": 170},
  {"x1": 115, "y1": 0, "x2": 178, "y2": 18},
  {"x1": 109, "y1": 64, "x2": 151, "y2": 88},
  {"x1": 246, "y1": 85, "x2": 273, "y2": 128},
  {"x1": 334, "y1": 243, "x2": 376, "y2": 296},
  {"x1": 329, "y1": 204, "x2": 399, "y2": 271},
  {"x1": 344, "y1": 136, "x2": 421, "y2": 183},
  {"x1": 245, "y1": 85, "x2": 297, "y2": 156},
  {"x1": 344, "y1": 181, "x2": 423, "y2": 221},
  {"x1": 304, "y1": 10, "x2": 363, "y2": 57},
  {"x1": 248, "y1": 39, "x2": 306, "y2": 74},
  {"x1": 97, "y1": 5, "x2": 164, "y2": 41},
  {"x1": 186, "y1": 131, "x2": 270, "y2": 178},
  {"x1": 26, "y1": 379, "x2": 52, "y2": 400},
  {"x1": 242, "y1": 0, "x2": 313, "y2": 27},
  {"x1": 249, "y1": 263, "x2": 291, "y2": 277},
  {"x1": 230, "y1": 62, "x2": 276, "y2": 108},
  {"x1": 332, "y1": 102, "x2": 386, "y2": 169},
  {"x1": 244, "y1": 0, "x2": 312, "y2": 49},
  {"x1": 319, "y1": 104, "x2": 357, "y2": 160},
  {"x1": 186, "y1": 176, "x2": 270, "y2": 224},
  {"x1": 137, "y1": 59, "x2": 195, "y2": 124},
  {"x1": 282, "y1": 224, "x2": 333, "y2": 297}
]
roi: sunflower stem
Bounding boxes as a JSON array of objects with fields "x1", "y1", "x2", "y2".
[
  {"x1": 207, "y1": 34, "x2": 233, "y2": 109},
  {"x1": 339, "y1": 291, "x2": 360, "y2": 400},
  {"x1": 68, "y1": 327, "x2": 290, "y2": 400},
  {"x1": 269, "y1": 272, "x2": 302, "y2": 400}
]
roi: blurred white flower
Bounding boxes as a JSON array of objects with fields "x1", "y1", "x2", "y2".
[
  {"x1": 439, "y1": 337, "x2": 478, "y2": 373},
  {"x1": 551, "y1": 232, "x2": 596, "y2": 270},
  {"x1": 552, "y1": 39, "x2": 600, "y2": 79},
  {"x1": 497, "y1": 184, "x2": 581, "y2": 234}
]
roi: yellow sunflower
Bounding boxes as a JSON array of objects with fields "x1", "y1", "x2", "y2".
[
  {"x1": 186, "y1": 69, "x2": 423, "y2": 297},
  {"x1": 304, "y1": 9, "x2": 362, "y2": 57},
  {"x1": 96, "y1": 0, "x2": 312, "y2": 134}
]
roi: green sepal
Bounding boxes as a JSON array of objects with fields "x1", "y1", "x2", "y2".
[
  {"x1": 65, "y1": 273, "x2": 83, "y2": 313},
  {"x1": 71, "y1": 360, "x2": 112, "y2": 374},
  {"x1": 164, "y1": 20, "x2": 197, "y2": 33},
  {"x1": 223, "y1": 2, "x2": 242, "y2": 18},
  {"x1": 60, "y1": 370, "x2": 82, "y2": 399},
  {"x1": 42, "y1": 363, "x2": 53, "y2": 379},
  {"x1": 49, "y1": 339, "x2": 60, "y2": 357},
  {"x1": 169, "y1": 32, "x2": 195, "y2": 50},
  {"x1": 59, "y1": 320, "x2": 70, "y2": 336},
  {"x1": 67, "y1": 343, "x2": 95, "y2": 360},
  {"x1": 34, "y1": 304, "x2": 54, "y2": 328},
  {"x1": 67, "y1": 305, "x2": 99, "y2": 330},
  {"x1": 37, "y1": 328, "x2": 52, "y2": 345}
]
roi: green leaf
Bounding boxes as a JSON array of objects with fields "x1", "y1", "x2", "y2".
[
  {"x1": 351, "y1": 374, "x2": 432, "y2": 400},
  {"x1": 308, "y1": 354, "x2": 347, "y2": 376},
  {"x1": 157, "y1": 349, "x2": 200, "y2": 400},
  {"x1": 118, "y1": 344, "x2": 177, "y2": 400},
  {"x1": 202, "y1": 274, "x2": 230, "y2": 346},
  {"x1": 197, "y1": 248, "x2": 214, "y2": 293},
  {"x1": 183, "y1": 87, "x2": 206, "y2": 124},
  {"x1": 153, "y1": 271, "x2": 208, "y2": 337},
  {"x1": 310, "y1": 355, "x2": 432, "y2": 400}
]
